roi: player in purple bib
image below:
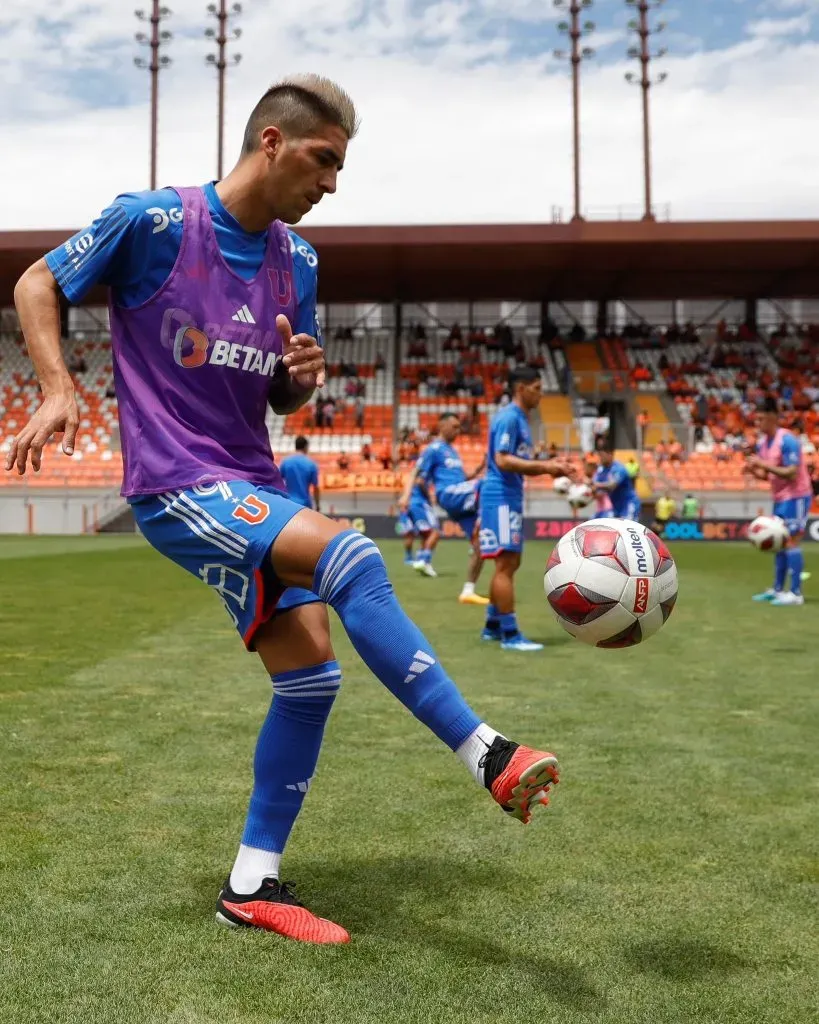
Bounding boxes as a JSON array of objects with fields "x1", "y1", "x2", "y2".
[
  {"x1": 6, "y1": 75, "x2": 562, "y2": 944},
  {"x1": 747, "y1": 397, "x2": 813, "y2": 606}
]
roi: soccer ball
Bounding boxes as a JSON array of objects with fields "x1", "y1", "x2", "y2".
[
  {"x1": 567, "y1": 482, "x2": 594, "y2": 509},
  {"x1": 553, "y1": 475, "x2": 572, "y2": 496},
  {"x1": 544, "y1": 518, "x2": 678, "y2": 648},
  {"x1": 747, "y1": 515, "x2": 790, "y2": 552}
]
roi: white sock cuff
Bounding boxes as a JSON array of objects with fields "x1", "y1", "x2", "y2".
[{"x1": 230, "y1": 844, "x2": 282, "y2": 895}]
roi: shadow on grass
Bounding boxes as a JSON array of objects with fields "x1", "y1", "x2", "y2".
[
  {"x1": 193, "y1": 856, "x2": 606, "y2": 1011},
  {"x1": 624, "y1": 936, "x2": 749, "y2": 980}
]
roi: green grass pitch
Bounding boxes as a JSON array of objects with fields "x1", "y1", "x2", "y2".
[{"x1": 0, "y1": 535, "x2": 816, "y2": 1024}]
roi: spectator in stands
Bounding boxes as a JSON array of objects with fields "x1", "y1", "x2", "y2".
[
  {"x1": 323, "y1": 395, "x2": 336, "y2": 428},
  {"x1": 375, "y1": 351, "x2": 386, "y2": 371},
  {"x1": 654, "y1": 440, "x2": 669, "y2": 464},
  {"x1": 636, "y1": 409, "x2": 650, "y2": 442},
  {"x1": 714, "y1": 441, "x2": 731, "y2": 463},
  {"x1": 337, "y1": 451, "x2": 350, "y2": 471},
  {"x1": 340, "y1": 359, "x2": 357, "y2": 378},
  {"x1": 547, "y1": 442, "x2": 559, "y2": 460},
  {"x1": 354, "y1": 394, "x2": 365, "y2": 429},
  {"x1": 68, "y1": 353, "x2": 87, "y2": 374},
  {"x1": 360, "y1": 442, "x2": 372, "y2": 463},
  {"x1": 379, "y1": 442, "x2": 392, "y2": 470},
  {"x1": 345, "y1": 376, "x2": 359, "y2": 398},
  {"x1": 314, "y1": 396, "x2": 326, "y2": 428},
  {"x1": 669, "y1": 440, "x2": 685, "y2": 463}
]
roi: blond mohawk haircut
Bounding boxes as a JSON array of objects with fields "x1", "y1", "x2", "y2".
[{"x1": 242, "y1": 74, "x2": 360, "y2": 155}]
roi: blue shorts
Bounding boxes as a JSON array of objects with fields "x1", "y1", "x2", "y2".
[
  {"x1": 396, "y1": 512, "x2": 416, "y2": 537},
  {"x1": 773, "y1": 496, "x2": 811, "y2": 535},
  {"x1": 407, "y1": 498, "x2": 439, "y2": 534},
  {"x1": 439, "y1": 480, "x2": 480, "y2": 540},
  {"x1": 478, "y1": 498, "x2": 523, "y2": 558},
  {"x1": 613, "y1": 497, "x2": 642, "y2": 521},
  {"x1": 130, "y1": 479, "x2": 320, "y2": 650}
]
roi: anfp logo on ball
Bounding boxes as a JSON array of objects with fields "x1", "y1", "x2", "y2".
[{"x1": 633, "y1": 577, "x2": 650, "y2": 615}]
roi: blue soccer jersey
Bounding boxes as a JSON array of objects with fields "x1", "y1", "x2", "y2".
[
  {"x1": 44, "y1": 183, "x2": 320, "y2": 339},
  {"x1": 594, "y1": 461, "x2": 640, "y2": 519},
  {"x1": 483, "y1": 403, "x2": 533, "y2": 505},
  {"x1": 416, "y1": 440, "x2": 467, "y2": 494},
  {"x1": 280, "y1": 454, "x2": 319, "y2": 509}
]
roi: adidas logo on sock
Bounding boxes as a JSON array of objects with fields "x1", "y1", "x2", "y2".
[
  {"x1": 231, "y1": 304, "x2": 256, "y2": 324},
  {"x1": 404, "y1": 649, "x2": 436, "y2": 684},
  {"x1": 286, "y1": 777, "x2": 314, "y2": 793}
]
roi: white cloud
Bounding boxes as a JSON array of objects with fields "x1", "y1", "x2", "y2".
[
  {"x1": 0, "y1": 0, "x2": 818, "y2": 231},
  {"x1": 747, "y1": 15, "x2": 811, "y2": 36}
]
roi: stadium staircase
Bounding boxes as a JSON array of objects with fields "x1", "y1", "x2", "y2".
[{"x1": 566, "y1": 343, "x2": 605, "y2": 395}]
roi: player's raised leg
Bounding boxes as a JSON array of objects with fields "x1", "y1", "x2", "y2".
[
  {"x1": 218, "y1": 600, "x2": 350, "y2": 943},
  {"x1": 270, "y1": 509, "x2": 560, "y2": 820},
  {"x1": 412, "y1": 504, "x2": 440, "y2": 577}
]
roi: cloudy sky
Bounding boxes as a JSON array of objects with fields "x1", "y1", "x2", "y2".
[{"x1": 1, "y1": 0, "x2": 818, "y2": 229}]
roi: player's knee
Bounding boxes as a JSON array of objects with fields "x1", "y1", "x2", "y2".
[{"x1": 314, "y1": 530, "x2": 388, "y2": 606}]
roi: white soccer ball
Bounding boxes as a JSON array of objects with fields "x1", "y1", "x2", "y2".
[
  {"x1": 553, "y1": 475, "x2": 572, "y2": 496},
  {"x1": 567, "y1": 482, "x2": 594, "y2": 509},
  {"x1": 544, "y1": 518, "x2": 678, "y2": 648},
  {"x1": 747, "y1": 515, "x2": 790, "y2": 552}
]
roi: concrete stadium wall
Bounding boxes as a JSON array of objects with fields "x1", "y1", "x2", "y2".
[{"x1": 0, "y1": 489, "x2": 121, "y2": 534}]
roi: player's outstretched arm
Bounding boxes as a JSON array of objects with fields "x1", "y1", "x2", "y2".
[
  {"x1": 4, "y1": 259, "x2": 79, "y2": 475},
  {"x1": 495, "y1": 452, "x2": 573, "y2": 478}
]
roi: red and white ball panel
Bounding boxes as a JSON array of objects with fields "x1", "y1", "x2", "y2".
[
  {"x1": 544, "y1": 519, "x2": 678, "y2": 648},
  {"x1": 747, "y1": 515, "x2": 790, "y2": 552}
]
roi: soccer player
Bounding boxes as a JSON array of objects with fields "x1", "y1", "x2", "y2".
[
  {"x1": 396, "y1": 508, "x2": 418, "y2": 565},
  {"x1": 6, "y1": 75, "x2": 561, "y2": 945},
  {"x1": 397, "y1": 467, "x2": 440, "y2": 577},
  {"x1": 480, "y1": 367, "x2": 574, "y2": 651},
  {"x1": 280, "y1": 435, "x2": 320, "y2": 510},
  {"x1": 399, "y1": 412, "x2": 488, "y2": 604},
  {"x1": 592, "y1": 448, "x2": 642, "y2": 520},
  {"x1": 747, "y1": 398, "x2": 812, "y2": 606},
  {"x1": 584, "y1": 456, "x2": 613, "y2": 519}
]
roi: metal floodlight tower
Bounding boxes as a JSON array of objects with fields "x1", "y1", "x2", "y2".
[
  {"x1": 625, "y1": 0, "x2": 668, "y2": 221},
  {"x1": 134, "y1": 3, "x2": 173, "y2": 190},
  {"x1": 554, "y1": 0, "x2": 595, "y2": 222},
  {"x1": 205, "y1": 1, "x2": 243, "y2": 180}
]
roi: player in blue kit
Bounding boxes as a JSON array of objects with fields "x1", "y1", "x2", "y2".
[
  {"x1": 592, "y1": 448, "x2": 642, "y2": 520},
  {"x1": 480, "y1": 368, "x2": 573, "y2": 650},
  {"x1": 9, "y1": 76, "x2": 563, "y2": 944},
  {"x1": 280, "y1": 435, "x2": 320, "y2": 510},
  {"x1": 399, "y1": 472, "x2": 441, "y2": 577},
  {"x1": 399, "y1": 412, "x2": 489, "y2": 604}
]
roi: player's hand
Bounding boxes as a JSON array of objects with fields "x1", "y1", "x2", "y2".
[
  {"x1": 4, "y1": 391, "x2": 79, "y2": 475},
  {"x1": 277, "y1": 314, "x2": 325, "y2": 391},
  {"x1": 541, "y1": 459, "x2": 575, "y2": 478}
]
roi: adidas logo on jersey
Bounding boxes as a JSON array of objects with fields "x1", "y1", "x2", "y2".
[
  {"x1": 404, "y1": 650, "x2": 436, "y2": 684},
  {"x1": 231, "y1": 305, "x2": 256, "y2": 324}
]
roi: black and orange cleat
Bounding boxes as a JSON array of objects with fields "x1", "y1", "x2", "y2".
[
  {"x1": 480, "y1": 737, "x2": 560, "y2": 824},
  {"x1": 216, "y1": 877, "x2": 350, "y2": 944}
]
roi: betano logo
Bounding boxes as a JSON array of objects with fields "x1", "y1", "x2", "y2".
[{"x1": 171, "y1": 323, "x2": 281, "y2": 377}]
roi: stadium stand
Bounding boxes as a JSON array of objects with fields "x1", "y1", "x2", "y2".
[{"x1": 2, "y1": 316, "x2": 818, "y2": 507}]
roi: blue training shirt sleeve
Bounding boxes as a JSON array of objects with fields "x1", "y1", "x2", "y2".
[
  {"x1": 779, "y1": 435, "x2": 801, "y2": 467},
  {"x1": 43, "y1": 190, "x2": 178, "y2": 305},
  {"x1": 44, "y1": 201, "x2": 136, "y2": 304},
  {"x1": 495, "y1": 412, "x2": 520, "y2": 455},
  {"x1": 288, "y1": 230, "x2": 321, "y2": 343},
  {"x1": 609, "y1": 464, "x2": 627, "y2": 486}
]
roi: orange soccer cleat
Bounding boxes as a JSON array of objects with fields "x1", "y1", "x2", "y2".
[
  {"x1": 480, "y1": 738, "x2": 560, "y2": 824},
  {"x1": 216, "y1": 877, "x2": 350, "y2": 944}
]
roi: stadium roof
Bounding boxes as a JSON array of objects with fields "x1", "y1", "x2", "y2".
[{"x1": 2, "y1": 220, "x2": 819, "y2": 306}]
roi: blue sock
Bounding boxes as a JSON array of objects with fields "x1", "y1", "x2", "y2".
[
  {"x1": 485, "y1": 603, "x2": 500, "y2": 629},
  {"x1": 499, "y1": 612, "x2": 519, "y2": 639},
  {"x1": 787, "y1": 548, "x2": 804, "y2": 595},
  {"x1": 241, "y1": 661, "x2": 341, "y2": 853},
  {"x1": 314, "y1": 531, "x2": 480, "y2": 750},
  {"x1": 417, "y1": 548, "x2": 432, "y2": 564},
  {"x1": 774, "y1": 550, "x2": 788, "y2": 592}
]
